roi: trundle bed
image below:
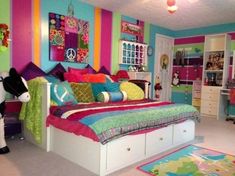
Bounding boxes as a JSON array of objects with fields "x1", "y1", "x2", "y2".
[{"x1": 22, "y1": 82, "x2": 200, "y2": 176}]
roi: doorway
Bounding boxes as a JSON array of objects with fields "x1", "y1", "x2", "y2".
[{"x1": 154, "y1": 34, "x2": 174, "y2": 101}]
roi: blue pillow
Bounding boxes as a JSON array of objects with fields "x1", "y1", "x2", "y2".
[
  {"x1": 50, "y1": 81, "x2": 78, "y2": 106},
  {"x1": 97, "y1": 91, "x2": 127, "y2": 102}
]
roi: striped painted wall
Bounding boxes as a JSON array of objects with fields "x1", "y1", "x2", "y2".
[
  {"x1": 172, "y1": 36, "x2": 205, "y2": 104},
  {"x1": 0, "y1": 0, "x2": 10, "y2": 71},
  {"x1": 1, "y1": 0, "x2": 148, "y2": 74}
]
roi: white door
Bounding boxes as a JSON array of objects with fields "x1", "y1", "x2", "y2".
[{"x1": 154, "y1": 34, "x2": 174, "y2": 101}]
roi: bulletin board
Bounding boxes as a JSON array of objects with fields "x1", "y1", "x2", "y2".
[{"x1": 49, "y1": 12, "x2": 89, "y2": 63}]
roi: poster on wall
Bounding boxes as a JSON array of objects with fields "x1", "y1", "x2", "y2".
[
  {"x1": 49, "y1": 12, "x2": 89, "y2": 63},
  {"x1": 121, "y1": 21, "x2": 143, "y2": 38}
]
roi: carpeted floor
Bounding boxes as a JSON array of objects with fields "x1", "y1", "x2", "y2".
[{"x1": 1, "y1": 117, "x2": 235, "y2": 176}]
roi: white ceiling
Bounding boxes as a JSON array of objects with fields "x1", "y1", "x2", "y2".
[{"x1": 83, "y1": 0, "x2": 235, "y2": 30}]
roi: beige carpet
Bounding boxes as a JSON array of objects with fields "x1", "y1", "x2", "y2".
[{"x1": 1, "y1": 117, "x2": 235, "y2": 176}]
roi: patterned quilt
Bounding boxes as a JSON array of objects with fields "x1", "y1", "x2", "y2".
[{"x1": 47, "y1": 99, "x2": 200, "y2": 144}]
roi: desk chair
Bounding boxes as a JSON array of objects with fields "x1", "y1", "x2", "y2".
[{"x1": 226, "y1": 88, "x2": 235, "y2": 124}]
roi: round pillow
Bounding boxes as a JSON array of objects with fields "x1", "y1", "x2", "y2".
[
  {"x1": 120, "y1": 82, "x2": 144, "y2": 100},
  {"x1": 97, "y1": 91, "x2": 127, "y2": 103}
]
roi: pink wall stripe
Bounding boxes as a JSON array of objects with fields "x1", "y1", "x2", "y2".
[
  {"x1": 138, "y1": 20, "x2": 144, "y2": 43},
  {"x1": 229, "y1": 32, "x2": 235, "y2": 40},
  {"x1": 100, "y1": 9, "x2": 112, "y2": 71},
  {"x1": 174, "y1": 36, "x2": 205, "y2": 45},
  {"x1": 12, "y1": 0, "x2": 32, "y2": 72}
]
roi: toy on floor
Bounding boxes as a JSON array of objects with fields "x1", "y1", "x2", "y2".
[{"x1": 0, "y1": 68, "x2": 30, "y2": 154}]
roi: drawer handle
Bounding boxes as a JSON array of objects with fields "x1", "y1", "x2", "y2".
[
  {"x1": 183, "y1": 130, "x2": 187, "y2": 133},
  {"x1": 127, "y1": 147, "x2": 131, "y2": 151},
  {"x1": 159, "y1": 137, "x2": 163, "y2": 141}
]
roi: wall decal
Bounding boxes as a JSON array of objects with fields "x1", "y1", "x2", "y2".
[
  {"x1": 121, "y1": 21, "x2": 143, "y2": 37},
  {"x1": 49, "y1": 12, "x2": 89, "y2": 63}
]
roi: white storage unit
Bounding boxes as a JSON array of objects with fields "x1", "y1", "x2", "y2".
[
  {"x1": 201, "y1": 34, "x2": 231, "y2": 119},
  {"x1": 119, "y1": 40, "x2": 148, "y2": 66},
  {"x1": 145, "y1": 125, "x2": 173, "y2": 157}
]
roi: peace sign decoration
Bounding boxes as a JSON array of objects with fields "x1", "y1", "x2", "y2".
[{"x1": 49, "y1": 12, "x2": 89, "y2": 63}]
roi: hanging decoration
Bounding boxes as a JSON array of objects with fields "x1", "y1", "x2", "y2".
[
  {"x1": 167, "y1": 0, "x2": 178, "y2": 14},
  {"x1": 49, "y1": 12, "x2": 89, "y2": 63},
  {"x1": 0, "y1": 24, "x2": 10, "y2": 52},
  {"x1": 160, "y1": 54, "x2": 169, "y2": 70}
]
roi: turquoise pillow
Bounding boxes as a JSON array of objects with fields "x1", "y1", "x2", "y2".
[
  {"x1": 91, "y1": 83, "x2": 106, "y2": 99},
  {"x1": 44, "y1": 75, "x2": 61, "y2": 83},
  {"x1": 51, "y1": 81, "x2": 78, "y2": 106},
  {"x1": 104, "y1": 77, "x2": 120, "y2": 92}
]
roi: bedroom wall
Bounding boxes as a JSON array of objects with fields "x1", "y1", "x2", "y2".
[
  {"x1": 1, "y1": 0, "x2": 235, "y2": 103},
  {"x1": 0, "y1": 0, "x2": 10, "y2": 71},
  {"x1": 0, "y1": 0, "x2": 155, "y2": 75}
]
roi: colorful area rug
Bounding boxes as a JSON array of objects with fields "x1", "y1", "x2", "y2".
[{"x1": 137, "y1": 145, "x2": 235, "y2": 176}]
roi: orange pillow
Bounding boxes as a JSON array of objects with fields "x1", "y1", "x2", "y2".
[{"x1": 82, "y1": 73, "x2": 106, "y2": 83}]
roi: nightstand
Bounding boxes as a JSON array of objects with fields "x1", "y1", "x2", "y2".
[{"x1": 4, "y1": 99, "x2": 22, "y2": 137}]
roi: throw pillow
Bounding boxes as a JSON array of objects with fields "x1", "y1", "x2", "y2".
[
  {"x1": 97, "y1": 91, "x2": 127, "y2": 103},
  {"x1": 50, "y1": 81, "x2": 78, "y2": 106},
  {"x1": 68, "y1": 67, "x2": 89, "y2": 75},
  {"x1": 120, "y1": 81, "x2": 144, "y2": 100},
  {"x1": 21, "y1": 62, "x2": 46, "y2": 81},
  {"x1": 70, "y1": 83, "x2": 95, "y2": 103},
  {"x1": 47, "y1": 63, "x2": 66, "y2": 81},
  {"x1": 64, "y1": 72, "x2": 83, "y2": 83},
  {"x1": 98, "y1": 66, "x2": 111, "y2": 75},
  {"x1": 85, "y1": 64, "x2": 97, "y2": 74},
  {"x1": 91, "y1": 83, "x2": 106, "y2": 100},
  {"x1": 104, "y1": 77, "x2": 120, "y2": 92}
]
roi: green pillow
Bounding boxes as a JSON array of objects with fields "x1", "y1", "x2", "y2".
[
  {"x1": 70, "y1": 83, "x2": 95, "y2": 103},
  {"x1": 120, "y1": 81, "x2": 144, "y2": 100},
  {"x1": 50, "y1": 81, "x2": 78, "y2": 106}
]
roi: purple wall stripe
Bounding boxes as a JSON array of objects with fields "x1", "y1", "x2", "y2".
[
  {"x1": 173, "y1": 58, "x2": 203, "y2": 65},
  {"x1": 100, "y1": 9, "x2": 112, "y2": 71},
  {"x1": 174, "y1": 36, "x2": 205, "y2": 45},
  {"x1": 12, "y1": 0, "x2": 32, "y2": 72}
]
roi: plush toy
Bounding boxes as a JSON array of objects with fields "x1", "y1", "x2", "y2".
[
  {"x1": 172, "y1": 71, "x2": 180, "y2": 87},
  {"x1": 0, "y1": 68, "x2": 30, "y2": 154},
  {"x1": 154, "y1": 76, "x2": 162, "y2": 100}
]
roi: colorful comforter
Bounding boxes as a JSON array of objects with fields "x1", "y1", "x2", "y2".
[{"x1": 47, "y1": 99, "x2": 200, "y2": 144}]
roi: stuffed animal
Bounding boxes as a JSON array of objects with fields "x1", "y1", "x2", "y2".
[
  {"x1": 172, "y1": 71, "x2": 180, "y2": 87},
  {"x1": 154, "y1": 76, "x2": 162, "y2": 100},
  {"x1": 0, "y1": 68, "x2": 30, "y2": 154}
]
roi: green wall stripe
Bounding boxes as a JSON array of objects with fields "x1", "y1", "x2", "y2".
[
  {"x1": 144, "y1": 22, "x2": 150, "y2": 44},
  {"x1": 111, "y1": 12, "x2": 121, "y2": 74},
  {"x1": 0, "y1": 0, "x2": 10, "y2": 71},
  {"x1": 231, "y1": 41, "x2": 235, "y2": 51}
]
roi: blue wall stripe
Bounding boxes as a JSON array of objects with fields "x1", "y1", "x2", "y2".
[{"x1": 174, "y1": 23, "x2": 235, "y2": 38}]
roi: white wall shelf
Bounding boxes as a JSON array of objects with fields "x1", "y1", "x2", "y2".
[{"x1": 119, "y1": 40, "x2": 148, "y2": 66}]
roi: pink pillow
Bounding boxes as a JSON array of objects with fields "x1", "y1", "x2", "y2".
[
  {"x1": 64, "y1": 72, "x2": 83, "y2": 83},
  {"x1": 68, "y1": 67, "x2": 89, "y2": 75}
]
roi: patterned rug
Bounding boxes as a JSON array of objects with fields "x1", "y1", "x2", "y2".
[{"x1": 137, "y1": 145, "x2": 235, "y2": 176}]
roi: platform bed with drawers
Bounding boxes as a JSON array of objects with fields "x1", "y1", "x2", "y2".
[{"x1": 22, "y1": 83, "x2": 199, "y2": 176}]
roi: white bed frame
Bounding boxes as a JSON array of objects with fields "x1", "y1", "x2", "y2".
[{"x1": 22, "y1": 83, "x2": 196, "y2": 176}]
